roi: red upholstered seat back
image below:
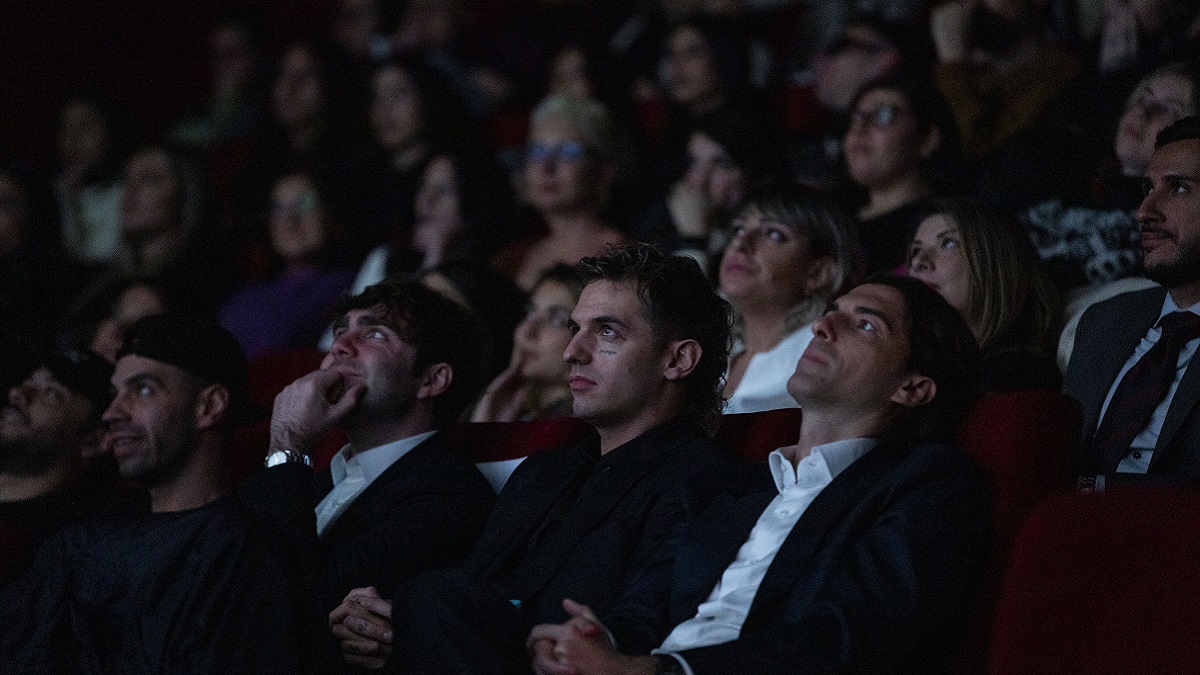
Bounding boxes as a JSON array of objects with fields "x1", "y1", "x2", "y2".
[
  {"x1": 958, "y1": 390, "x2": 1080, "y2": 556},
  {"x1": 445, "y1": 417, "x2": 595, "y2": 493},
  {"x1": 954, "y1": 389, "x2": 1080, "y2": 673},
  {"x1": 987, "y1": 490, "x2": 1200, "y2": 674},
  {"x1": 445, "y1": 417, "x2": 596, "y2": 463},
  {"x1": 715, "y1": 408, "x2": 804, "y2": 463}
]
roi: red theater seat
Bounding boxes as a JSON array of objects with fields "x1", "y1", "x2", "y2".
[
  {"x1": 715, "y1": 408, "x2": 804, "y2": 463},
  {"x1": 987, "y1": 490, "x2": 1200, "y2": 675},
  {"x1": 954, "y1": 390, "x2": 1080, "y2": 673},
  {"x1": 445, "y1": 417, "x2": 595, "y2": 492}
]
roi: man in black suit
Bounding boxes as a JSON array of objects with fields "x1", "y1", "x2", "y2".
[
  {"x1": 529, "y1": 276, "x2": 990, "y2": 675},
  {"x1": 254, "y1": 280, "x2": 496, "y2": 648},
  {"x1": 328, "y1": 243, "x2": 733, "y2": 673},
  {"x1": 1065, "y1": 116, "x2": 1200, "y2": 481}
]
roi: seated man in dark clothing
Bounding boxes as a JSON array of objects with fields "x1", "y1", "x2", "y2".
[
  {"x1": 0, "y1": 315, "x2": 309, "y2": 673},
  {"x1": 247, "y1": 280, "x2": 496, "y2": 652},
  {"x1": 328, "y1": 243, "x2": 733, "y2": 673},
  {"x1": 0, "y1": 347, "x2": 114, "y2": 582},
  {"x1": 529, "y1": 276, "x2": 990, "y2": 675},
  {"x1": 1066, "y1": 115, "x2": 1200, "y2": 483}
]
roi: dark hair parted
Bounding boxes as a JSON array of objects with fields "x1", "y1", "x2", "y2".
[
  {"x1": 866, "y1": 275, "x2": 981, "y2": 443},
  {"x1": 1157, "y1": 115, "x2": 1200, "y2": 148},
  {"x1": 334, "y1": 279, "x2": 488, "y2": 428},
  {"x1": 577, "y1": 243, "x2": 733, "y2": 432}
]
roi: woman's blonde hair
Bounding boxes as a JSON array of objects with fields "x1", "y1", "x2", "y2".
[
  {"x1": 732, "y1": 184, "x2": 865, "y2": 332},
  {"x1": 928, "y1": 197, "x2": 1060, "y2": 354}
]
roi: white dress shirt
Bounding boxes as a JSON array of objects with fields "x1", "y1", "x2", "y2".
[
  {"x1": 655, "y1": 437, "x2": 877, "y2": 664},
  {"x1": 1097, "y1": 295, "x2": 1200, "y2": 473},
  {"x1": 314, "y1": 430, "x2": 437, "y2": 538},
  {"x1": 724, "y1": 325, "x2": 814, "y2": 415}
]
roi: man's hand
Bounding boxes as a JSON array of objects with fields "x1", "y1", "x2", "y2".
[
  {"x1": 270, "y1": 369, "x2": 365, "y2": 453},
  {"x1": 667, "y1": 181, "x2": 710, "y2": 239},
  {"x1": 528, "y1": 599, "x2": 656, "y2": 675},
  {"x1": 470, "y1": 360, "x2": 530, "y2": 422},
  {"x1": 329, "y1": 586, "x2": 394, "y2": 669}
]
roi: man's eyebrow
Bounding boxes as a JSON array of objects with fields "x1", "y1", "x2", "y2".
[
  {"x1": 357, "y1": 313, "x2": 405, "y2": 334},
  {"x1": 856, "y1": 305, "x2": 894, "y2": 332},
  {"x1": 120, "y1": 373, "x2": 163, "y2": 389},
  {"x1": 588, "y1": 314, "x2": 631, "y2": 331}
]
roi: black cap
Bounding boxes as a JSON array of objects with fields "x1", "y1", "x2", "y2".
[
  {"x1": 116, "y1": 315, "x2": 262, "y2": 423},
  {"x1": 42, "y1": 348, "x2": 114, "y2": 413}
]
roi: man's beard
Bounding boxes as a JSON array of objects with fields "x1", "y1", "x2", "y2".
[
  {"x1": 0, "y1": 437, "x2": 69, "y2": 476},
  {"x1": 1145, "y1": 235, "x2": 1200, "y2": 290}
]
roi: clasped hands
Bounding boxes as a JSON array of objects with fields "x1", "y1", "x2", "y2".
[{"x1": 328, "y1": 591, "x2": 655, "y2": 675}]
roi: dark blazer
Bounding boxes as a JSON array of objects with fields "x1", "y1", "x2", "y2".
[
  {"x1": 1064, "y1": 286, "x2": 1200, "y2": 476},
  {"x1": 602, "y1": 440, "x2": 991, "y2": 675},
  {"x1": 463, "y1": 418, "x2": 728, "y2": 624},
  {"x1": 243, "y1": 432, "x2": 495, "y2": 607}
]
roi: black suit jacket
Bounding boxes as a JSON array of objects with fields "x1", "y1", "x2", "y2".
[
  {"x1": 463, "y1": 418, "x2": 728, "y2": 624},
  {"x1": 602, "y1": 440, "x2": 991, "y2": 675},
  {"x1": 1064, "y1": 286, "x2": 1200, "y2": 476},
  {"x1": 244, "y1": 432, "x2": 495, "y2": 609}
]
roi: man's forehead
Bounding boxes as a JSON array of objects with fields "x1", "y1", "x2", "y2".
[
  {"x1": 838, "y1": 284, "x2": 906, "y2": 320},
  {"x1": 1149, "y1": 139, "x2": 1200, "y2": 177},
  {"x1": 111, "y1": 354, "x2": 179, "y2": 384},
  {"x1": 574, "y1": 280, "x2": 647, "y2": 320}
]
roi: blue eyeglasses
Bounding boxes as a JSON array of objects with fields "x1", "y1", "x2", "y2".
[
  {"x1": 849, "y1": 104, "x2": 909, "y2": 129},
  {"x1": 526, "y1": 139, "x2": 589, "y2": 164}
]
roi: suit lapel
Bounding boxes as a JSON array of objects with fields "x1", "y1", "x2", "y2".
[
  {"x1": 470, "y1": 444, "x2": 596, "y2": 578},
  {"x1": 744, "y1": 441, "x2": 903, "y2": 622},
  {"x1": 511, "y1": 423, "x2": 700, "y2": 598},
  {"x1": 321, "y1": 435, "x2": 442, "y2": 545},
  {"x1": 672, "y1": 467, "x2": 776, "y2": 620},
  {"x1": 1077, "y1": 289, "x2": 1166, "y2": 441}
]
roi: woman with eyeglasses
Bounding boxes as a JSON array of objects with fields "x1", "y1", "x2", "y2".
[
  {"x1": 719, "y1": 184, "x2": 863, "y2": 414},
  {"x1": 219, "y1": 170, "x2": 356, "y2": 357},
  {"x1": 472, "y1": 264, "x2": 584, "y2": 422},
  {"x1": 842, "y1": 74, "x2": 962, "y2": 276},
  {"x1": 499, "y1": 94, "x2": 629, "y2": 291}
]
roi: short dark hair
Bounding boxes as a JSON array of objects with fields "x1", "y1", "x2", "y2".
[
  {"x1": 1156, "y1": 115, "x2": 1200, "y2": 148},
  {"x1": 865, "y1": 275, "x2": 981, "y2": 443},
  {"x1": 334, "y1": 279, "x2": 488, "y2": 428},
  {"x1": 577, "y1": 243, "x2": 733, "y2": 432}
]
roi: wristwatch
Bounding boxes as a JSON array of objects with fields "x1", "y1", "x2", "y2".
[{"x1": 264, "y1": 448, "x2": 313, "y2": 468}]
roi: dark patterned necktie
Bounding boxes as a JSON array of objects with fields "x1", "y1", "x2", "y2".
[{"x1": 1091, "y1": 311, "x2": 1200, "y2": 472}]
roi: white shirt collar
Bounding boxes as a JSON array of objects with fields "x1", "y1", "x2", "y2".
[
  {"x1": 1157, "y1": 293, "x2": 1200, "y2": 323},
  {"x1": 767, "y1": 437, "x2": 877, "y2": 494},
  {"x1": 329, "y1": 430, "x2": 438, "y2": 486}
]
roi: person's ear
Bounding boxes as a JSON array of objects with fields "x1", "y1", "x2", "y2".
[
  {"x1": 195, "y1": 384, "x2": 230, "y2": 432},
  {"x1": 663, "y1": 339, "x2": 702, "y2": 381},
  {"x1": 416, "y1": 363, "x2": 453, "y2": 400},
  {"x1": 890, "y1": 373, "x2": 936, "y2": 408},
  {"x1": 804, "y1": 256, "x2": 838, "y2": 295}
]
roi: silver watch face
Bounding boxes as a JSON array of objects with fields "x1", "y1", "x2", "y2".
[{"x1": 264, "y1": 450, "x2": 309, "y2": 468}]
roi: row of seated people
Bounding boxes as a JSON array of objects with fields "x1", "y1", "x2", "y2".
[
  {"x1": 3, "y1": 226, "x2": 1196, "y2": 673},
  {"x1": 13, "y1": 6, "x2": 1199, "y2": 371}
]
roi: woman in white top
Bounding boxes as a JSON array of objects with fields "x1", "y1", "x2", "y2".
[{"x1": 719, "y1": 184, "x2": 864, "y2": 414}]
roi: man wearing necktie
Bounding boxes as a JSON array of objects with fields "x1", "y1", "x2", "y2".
[{"x1": 1066, "y1": 115, "x2": 1200, "y2": 482}]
